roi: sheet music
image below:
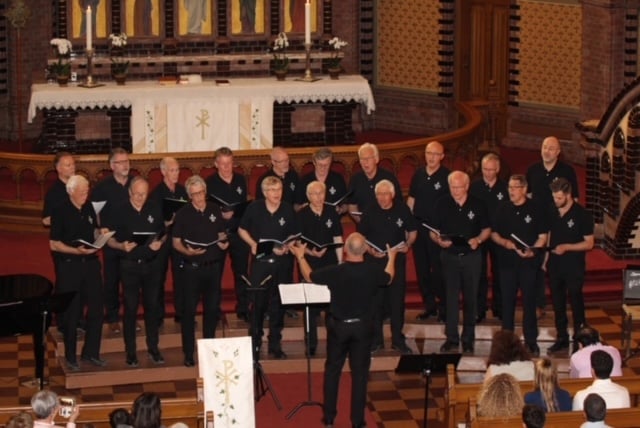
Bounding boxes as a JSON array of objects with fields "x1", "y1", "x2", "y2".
[
  {"x1": 278, "y1": 283, "x2": 330, "y2": 305},
  {"x1": 92, "y1": 201, "x2": 106, "y2": 215}
]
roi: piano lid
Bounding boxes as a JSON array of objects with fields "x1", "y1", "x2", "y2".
[{"x1": 0, "y1": 274, "x2": 53, "y2": 303}]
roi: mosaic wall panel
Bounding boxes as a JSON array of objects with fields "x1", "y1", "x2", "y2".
[
  {"x1": 517, "y1": 0, "x2": 581, "y2": 107},
  {"x1": 376, "y1": 0, "x2": 439, "y2": 91}
]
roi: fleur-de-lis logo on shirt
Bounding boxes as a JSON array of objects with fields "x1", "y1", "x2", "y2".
[
  {"x1": 434, "y1": 182, "x2": 441, "y2": 190},
  {"x1": 568, "y1": 219, "x2": 575, "y2": 228},
  {"x1": 329, "y1": 186, "x2": 336, "y2": 195},
  {"x1": 236, "y1": 186, "x2": 243, "y2": 195},
  {"x1": 279, "y1": 217, "x2": 286, "y2": 226},
  {"x1": 209, "y1": 214, "x2": 216, "y2": 223},
  {"x1": 396, "y1": 218, "x2": 404, "y2": 228},
  {"x1": 525, "y1": 214, "x2": 532, "y2": 224},
  {"x1": 326, "y1": 219, "x2": 333, "y2": 228},
  {"x1": 290, "y1": 183, "x2": 295, "y2": 191},
  {"x1": 468, "y1": 210, "x2": 475, "y2": 220},
  {"x1": 147, "y1": 215, "x2": 154, "y2": 224},
  {"x1": 88, "y1": 216, "x2": 93, "y2": 225},
  {"x1": 497, "y1": 192, "x2": 504, "y2": 201}
]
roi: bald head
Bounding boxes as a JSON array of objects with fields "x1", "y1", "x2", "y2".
[
  {"x1": 425, "y1": 141, "x2": 445, "y2": 171},
  {"x1": 270, "y1": 146, "x2": 290, "y2": 175},
  {"x1": 344, "y1": 232, "x2": 367, "y2": 259},
  {"x1": 541, "y1": 136, "x2": 561, "y2": 166}
]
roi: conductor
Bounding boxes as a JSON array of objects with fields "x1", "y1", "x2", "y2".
[{"x1": 290, "y1": 233, "x2": 398, "y2": 428}]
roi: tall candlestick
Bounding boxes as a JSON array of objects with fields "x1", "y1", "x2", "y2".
[
  {"x1": 86, "y1": 6, "x2": 92, "y2": 51},
  {"x1": 304, "y1": 0, "x2": 311, "y2": 45}
]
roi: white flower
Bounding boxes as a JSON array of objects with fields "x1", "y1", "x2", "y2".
[
  {"x1": 50, "y1": 38, "x2": 72, "y2": 56},
  {"x1": 273, "y1": 32, "x2": 289, "y2": 51},
  {"x1": 109, "y1": 33, "x2": 128, "y2": 48},
  {"x1": 329, "y1": 37, "x2": 348, "y2": 51}
]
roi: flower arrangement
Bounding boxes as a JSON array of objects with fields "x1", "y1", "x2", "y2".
[
  {"x1": 109, "y1": 33, "x2": 130, "y2": 75},
  {"x1": 327, "y1": 36, "x2": 348, "y2": 70},
  {"x1": 271, "y1": 32, "x2": 290, "y2": 72},
  {"x1": 49, "y1": 38, "x2": 72, "y2": 77}
]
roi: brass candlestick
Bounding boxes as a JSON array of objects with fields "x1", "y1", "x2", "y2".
[
  {"x1": 79, "y1": 49, "x2": 104, "y2": 88},
  {"x1": 296, "y1": 43, "x2": 320, "y2": 83}
]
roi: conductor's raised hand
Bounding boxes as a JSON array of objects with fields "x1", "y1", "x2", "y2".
[{"x1": 289, "y1": 241, "x2": 306, "y2": 259}]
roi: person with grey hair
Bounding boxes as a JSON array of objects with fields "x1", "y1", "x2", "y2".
[
  {"x1": 301, "y1": 147, "x2": 348, "y2": 214},
  {"x1": 359, "y1": 179, "x2": 417, "y2": 354},
  {"x1": 31, "y1": 390, "x2": 79, "y2": 427},
  {"x1": 50, "y1": 174, "x2": 108, "y2": 370},
  {"x1": 291, "y1": 232, "x2": 398, "y2": 428},
  {"x1": 42, "y1": 151, "x2": 75, "y2": 227},
  {"x1": 172, "y1": 175, "x2": 229, "y2": 367}
]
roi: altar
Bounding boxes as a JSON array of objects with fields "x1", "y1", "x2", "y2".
[{"x1": 28, "y1": 76, "x2": 376, "y2": 153}]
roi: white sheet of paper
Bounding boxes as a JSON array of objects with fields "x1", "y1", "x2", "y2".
[
  {"x1": 278, "y1": 283, "x2": 330, "y2": 305},
  {"x1": 92, "y1": 200, "x2": 106, "y2": 215}
]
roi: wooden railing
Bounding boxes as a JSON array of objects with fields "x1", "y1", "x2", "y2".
[{"x1": 0, "y1": 101, "x2": 483, "y2": 233}]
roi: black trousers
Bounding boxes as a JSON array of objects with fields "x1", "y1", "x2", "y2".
[
  {"x1": 180, "y1": 261, "x2": 223, "y2": 360},
  {"x1": 102, "y1": 247, "x2": 122, "y2": 323},
  {"x1": 499, "y1": 259, "x2": 539, "y2": 345},
  {"x1": 476, "y1": 241, "x2": 501, "y2": 315},
  {"x1": 413, "y1": 230, "x2": 445, "y2": 312},
  {"x1": 220, "y1": 233, "x2": 250, "y2": 315},
  {"x1": 155, "y1": 241, "x2": 171, "y2": 323},
  {"x1": 120, "y1": 259, "x2": 162, "y2": 356},
  {"x1": 549, "y1": 266, "x2": 586, "y2": 341},
  {"x1": 441, "y1": 251, "x2": 481, "y2": 344},
  {"x1": 323, "y1": 317, "x2": 372, "y2": 427},
  {"x1": 56, "y1": 257, "x2": 104, "y2": 362},
  {"x1": 372, "y1": 253, "x2": 406, "y2": 347}
]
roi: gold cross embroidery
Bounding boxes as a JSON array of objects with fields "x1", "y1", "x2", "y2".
[{"x1": 196, "y1": 109, "x2": 210, "y2": 140}]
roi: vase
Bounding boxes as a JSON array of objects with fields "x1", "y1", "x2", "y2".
[
  {"x1": 114, "y1": 74, "x2": 127, "y2": 86},
  {"x1": 328, "y1": 68, "x2": 341, "y2": 80},
  {"x1": 56, "y1": 75, "x2": 70, "y2": 87},
  {"x1": 275, "y1": 69, "x2": 288, "y2": 81}
]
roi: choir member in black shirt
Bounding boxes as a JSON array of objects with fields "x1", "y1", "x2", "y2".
[
  {"x1": 91, "y1": 147, "x2": 134, "y2": 334},
  {"x1": 149, "y1": 157, "x2": 188, "y2": 326},
  {"x1": 206, "y1": 147, "x2": 251, "y2": 322},
  {"x1": 432, "y1": 171, "x2": 491, "y2": 354},
  {"x1": 172, "y1": 175, "x2": 229, "y2": 367},
  {"x1": 42, "y1": 152, "x2": 75, "y2": 227},
  {"x1": 545, "y1": 178, "x2": 594, "y2": 354},
  {"x1": 238, "y1": 176, "x2": 299, "y2": 359},
  {"x1": 407, "y1": 141, "x2": 450, "y2": 321},
  {"x1": 300, "y1": 147, "x2": 349, "y2": 214},
  {"x1": 491, "y1": 174, "x2": 547, "y2": 356},
  {"x1": 359, "y1": 179, "x2": 417, "y2": 354},
  {"x1": 255, "y1": 146, "x2": 304, "y2": 209},
  {"x1": 290, "y1": 233, "x2": 397, "y2": 428},
  {"x1": 347, "y1": 143, "x2": 402, "y2": 223},
  {"x1": 50, "y1": 175, "x2": 107, "y2": 370},
  {"x1": 106, "y1": 176, "x2": 166, "y2": 367},
  {"x1": 469, "y1": 153, "x2": 508, "y2": 323},
  {"x1": 296, "y1": 180, "x2": 344, "y2": 355}
]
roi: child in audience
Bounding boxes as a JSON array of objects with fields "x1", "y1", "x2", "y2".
[
  {"x1": 485, "y1": 329, "x2": 535, "y2": 381},
  {"x1": 524, "y1": 357, "x2": 572, "y2": 412},
  {"x1": 477, "y1": 373, "x2": 524, "y2": 418}
]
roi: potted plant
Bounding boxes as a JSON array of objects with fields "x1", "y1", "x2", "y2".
[
  {"x1": 49, "y1": 38, "x2": 72, "y2": 86},
  {"x1": 272, "y1": 32, "x2": 289, "y2": 80},
  {"x1": 109, "y1": 32, "x2": 129, "y2": 85},
  {"x1": 327, "y1": 36, "x2": 348, "y2": 79}
]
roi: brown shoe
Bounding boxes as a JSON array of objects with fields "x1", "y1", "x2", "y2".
[{"x1": 109, "y1": 322, "x2": 121, "y2": 334}]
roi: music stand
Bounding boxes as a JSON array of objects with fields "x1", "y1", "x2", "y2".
[
  {"x1": 242, "y1": 275, "x2": 282, "y2": 410},
  {"x1": 278, "y1": 283, "x2": 329, "y2": 419},
  {"x1": 396, "y1": 353, "x2": 462, "y2": 428}
]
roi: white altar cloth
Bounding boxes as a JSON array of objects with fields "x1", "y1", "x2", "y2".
[{"x1": 28, "y1": 76, "x2": 376, "y2": 153}]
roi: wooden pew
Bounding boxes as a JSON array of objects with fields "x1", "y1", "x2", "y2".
[
  {"x1": 0, "y1": 397, "x2": 203, "y2": 428},
  {"x1": 443, "y1": 364, "x2": 640, "y2": 428},
  {"x1": 467, "y1": 397, "x2": 640, "y2": 428}
]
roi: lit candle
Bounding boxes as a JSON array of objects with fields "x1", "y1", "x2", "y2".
[
  {"x1": 304, "y1": 0, "x2": 311, "y2": 45},
  {"x1": 86, "y1": 6, "x2": 92, "y2": 51}
]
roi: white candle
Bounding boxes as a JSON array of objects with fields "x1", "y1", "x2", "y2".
[
  {"x1": 304, "y1": 0, "x2": 311, "y2": 45},
  {"x1": 86, "y1": 6, "x2": 92, "y2": 51}
]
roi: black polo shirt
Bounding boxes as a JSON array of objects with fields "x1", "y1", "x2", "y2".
[
  {"x1": 149, "y1": 181, "x2": 188, "y2": 205},
  {"x1": 173, "y1": 201, "x2": 227, "y2": 262},
  {"x1": 255, "y1": 169, "x2": 304, "y2": 205},
  {"x1": 50, "y1": 198, "x2": 98, "y2": 260},
  {"x1": 239, "y1": 199, "x2": 299, "y2": 243},
  {"x1": 107, "y1": 199, "x2": 164, "y2": 261},
  {"x1": 91, "y1": 174, "x2": 133, "y2": 225},
  {"x1": 348, "y1": 168, "x2": 403, "y2": 212},
  {"x1": 206, "y1": 172, "x2": 248, "y2": 231},
  {"x1": 433, "y1": 194, "x2": 490, "y2": 254},
  {"x1": 492, "y1": 199, "x2": 547, "y2": 265},
  {"x1": 42, "y1": 179, "x2": 69, "y2": 220},
  {"x1": 548, "y1": 202, "x2": 593, "y2": 272},
  {"x1": 526, "y1": 160, "x2": 579, "y2": 208},
  {"x1": 300, "y1": 171, "x2": 348, "y2": 205},
  {"x1": 310, "y1": 261, "x2": 391, "y2": 320},
  {"x1": 469, "y1": 177, "x2": 508, "y2": 222},
  {"x1": 358, "y1": 202, "x2": 417, "y2": 250},
  {"x1": 408, "y1": 166, "x2": 450, "y2": 222},
  {"x1": 297, "y1": 205, "x2": 343, "y2": 268}
]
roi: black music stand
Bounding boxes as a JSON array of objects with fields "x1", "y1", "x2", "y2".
[
  {"x1": 242, "y1": 275, "x2": 282, "y2": 410},
  {"x1": 396, "y1": 353, "x2": 462, "y2": 428}
]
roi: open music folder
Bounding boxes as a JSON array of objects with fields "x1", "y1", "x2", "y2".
[{"x1": 278, "y1": 283, "x2": 331, "y2": 305}]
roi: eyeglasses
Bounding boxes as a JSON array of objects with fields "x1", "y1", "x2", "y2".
[
  {"x1": 425, "y1": 151, "x2": 444, "y2": 156},
  {"x1": 190, "y1": 190, "x2": 206, "y2": 197},
  {"x1": 112, "y1": 159, "x2": 130, "y2": 165},
  {"x1": 508, "y1": 185, "x2": 525, "y2": 189}
]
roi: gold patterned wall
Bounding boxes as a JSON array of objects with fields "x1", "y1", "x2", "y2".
[
  {"x1": 517, "y1": 1, "x2": 582, "y2": 108},
  {"x1": 376, "y1": 0, "x2": 440, "y2": 91}
]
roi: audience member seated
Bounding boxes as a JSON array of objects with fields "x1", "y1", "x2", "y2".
[
  {"x1": 6, "y1": 412, "x2": 34, "y2": 428},
  {"x1": 477, "y1": 373, "x2": 524, "y2": 418},
  {"x1": 109, "y1": 408, "x2": 133, "y2": 428},
  {"x1": 522, "y1": 404, "x2": 546, "y2": 428},
  {"x1": 524, "y1": 357, "x2": 572, "y2": 412},
  {"x1": 131, "y1": 392, "x2": 162, "y2": 428},
  {"x1": 572, "y1": 350, "x2": 630, "y2": 411},
  {"x1": 571, "y1": 326, "x2": 622, "y2": 378},
  {"x1": 580, "y1": 393, "x2": 611, "y2": 428},
  {"x1": 485, "y1": 329, "x2": 534, "y2": 381},
  {"x1": 31, "y1": 391, "x2": 79, "y2": 428}
]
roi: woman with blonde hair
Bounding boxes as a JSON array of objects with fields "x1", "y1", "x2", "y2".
[
  {"x1": 524, "y1": 357, "x2": 572, "y2": 412},
  {"x1": 477, "y1": 373, "x2": 524, "y2": 418}
]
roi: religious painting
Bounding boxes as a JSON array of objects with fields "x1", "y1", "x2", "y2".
[
  {"x1": 125, "y1": 0, "x2": 161, "y2": 37},
  {"x1": 230, "y1": 0, "x2": 265, "y2": 35},
  {"x1": 72, "y1": 0, "x2": 108, "y2": 41},
  {"x1": 178, "y1": 0, "x2": 214, "y2": 36},
  {"x1": 284, "y1": 0, "x2": 316, "y2": 34}
]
